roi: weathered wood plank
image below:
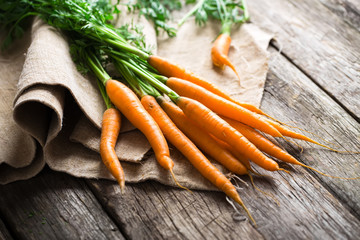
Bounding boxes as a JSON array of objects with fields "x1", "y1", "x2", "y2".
[
  {"x1": 263, "y1": 47, "x2": 360, "y2": 217},
  {"x1": 87, "y1": 170, "x2": 360, "y2": 240},
  {"x1": 84, "y1": 45, "x2": 360, "y2": 240},
  {"x1": 320, "y1": 0, "x2": 360, "y2": 31},
  {"x1": 0, "y1": 167, "x2": 125, "y2": 240},
  {"x1": 0, "y1": 217, "x2": 13, "y2": 240},
  {"x1": 248, "y1": 0, "x2": 360, "y2": 120},
  {"x1": 87, "y1": 178, "x2": 263, "y2": 240}
]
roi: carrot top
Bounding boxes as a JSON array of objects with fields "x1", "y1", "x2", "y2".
[{"x1": 178, "y1": 0, "x2": 249, "y2": 35}]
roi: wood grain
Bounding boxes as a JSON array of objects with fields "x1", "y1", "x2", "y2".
[
  {"x1": 0, "y1": 167, "x2": 124, "y2": 240},
  {"x1": 248, "y1": 0, "x2": 360, "y2": 120},
  {"x1": 320, "y1": 0, "x2": 360, "y2": 31},
  {"x1": 0, "y1": 217, "x2": 13, "y2": 240},
  {"x1": 263, "y1": 46, "x2": 360, "y2": 218}
]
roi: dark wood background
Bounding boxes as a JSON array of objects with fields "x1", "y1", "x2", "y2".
[{"x1": 1, "y1": 0, "x2": 360, "y2": 239}]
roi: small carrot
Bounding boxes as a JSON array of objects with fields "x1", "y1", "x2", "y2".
[
  {"x1": 175, "y1": 96, "x2": 283, "y2": 172},
  {"x1": 158, "y1": 97, "x2": 248, "y2": 176},
  {"x1": 105, "y1": 79, "x2": 174, "y2": 171},
  {"x1": 166, "y1": 77, "x2": 282, "y2": 137},
  {"x1": 100, "y1": 108, "x2": 125, "y2": 192},
  {"x1": 211, "y1": 33, "x2": 241, "y2": 81}
]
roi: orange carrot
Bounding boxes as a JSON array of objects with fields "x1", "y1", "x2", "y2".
[
  {"x1": 211, "y1": 33, "x2": 241, "y2": 81},
  {"x1": 148, "y1": 55, "x2": 234, "y2": 98},
  {"x1": 140, "y1": 95, "x2": 192, "y2": 191},
  {"x1": 222, "y1": 116, "x2": 299, "y2": 164},
  {"x1": 147, "y1": 55, "x2": 267, "y2": 116},
  {"x1": 100, "y1": 108, "x2": 125, "y2": 191},
  {"x1": 175, "y1": 96, "x2": 282, "y2": 172},
  {"x1": 158, "y1": 97, "x2": 248, "y2": 175},
  {"x1": 166, "y1": 77, "x2": 282, "y2": 137},
  {"x1": 144, "y1": 95, "x2": 255, "y2": 224},
  {"x1": 105, "y1": 79, "x2": 173, "y2": 171},
  {"x1": 209, "y1": 134, "x2": 252, "y2": 170}
]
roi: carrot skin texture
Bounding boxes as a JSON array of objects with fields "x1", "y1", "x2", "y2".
[
  {"x1": 147, "y1": 55, "x2": 266, "y2": 115},
  {"x1": 176, "y1": 97, "x2": 280, "y2": 171},
  {"x1": 223, "y1": 117, "x2": 301, "y2": 165},
  {"x1": 148, "y1": 96, "x2": 254, "y2": 223},
  {"x1": 141, "y1": 95, "x2": 209, "y2": 166},
  {"x1": 211, "y1": 33, "x2": 231, "y2": 69},
  {"x1": 211, "y1": 33, "x2": 241, "y2": 81},
  {"x1": 100, "y1": 108, "x2": 125, "y2": 190},
  {"x1": 141, "y1": 95, "x2": 245, "y2": 175},
  {"x1": 166, "y1": 77, "x2": 282, "y2": 137},
  {"x1": 209, "y1": 135, "x2": 252, "y2": 170},
  {"x1": 159, "y1": 98, "x2": 248, "y2": 175},
  {"x1": 105, "y1": 80, "x2": 173, "y2": 170},
  {"x1": 148, "y1": 55, "x2": 232, "y2": 99}
]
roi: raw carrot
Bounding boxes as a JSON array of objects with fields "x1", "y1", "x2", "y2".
[
  {"x1": 147, "y1": 55, "x2": 268, "y2": 116},
  {"x1": 148, "y1": 55, "x2": 232, "y2": 98},
  {"x1": 222, "y1": 116, "x2": 299, "y2": 164},
  {"x1": 158, "y1": 97, "x2": 248, "y2": 175},
  {"x1": 140, "y1": 95, "x2": 192, "y2": 191},
  {"x1": 100, "y1": 108, "x2": 125, "y2": 192},
  {"x1": 175, "y1": 96, "x2": 282, "y2": 172},
  {"x1": 145, "y1": 95, "x2": 255, "y2": 224},
  {"x1": 209, "y1": 134, "x2": 252, "y2": 170},
  {"x1": 105, "y1": 79, "x2": 173, "y2": 171},
  {"x1": 211, "y1": 33, "x2": 241, "y2": 81},
  {"x1": 166, "y1": 77, "x2": 282, "y2": 137}
]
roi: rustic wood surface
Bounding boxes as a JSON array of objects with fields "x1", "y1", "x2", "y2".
[
  {"x1": 1, "y1": 0, "x2": 359, "y2": 239},
  {"x1": 0, "y1": 217, "x2": 13, "y2": 240}
]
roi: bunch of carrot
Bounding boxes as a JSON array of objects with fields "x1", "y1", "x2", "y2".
[
  {"x1": 2, "y1": 0, "x2": 357, "y2": 226},
  {"x1": 75, "y1": 40, "x2": 352, "y2": 226}
]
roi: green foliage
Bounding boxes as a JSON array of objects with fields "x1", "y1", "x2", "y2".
[
  {"x1": 0, "y1": 0, "x2": 173, "y2": 100},
  {"x1": 0, "y1": 0, "x2": 122, "y2": 49},
  {"x1": 115, "y1": 23, "x2": 152, "y2": 53},
  {"x1": 0, "y1": 0, "x2": 33, "y2": 50},
  {"x1": 124, "y1": 0, "x2": 182, "y2": 37},
  {"x1": 179, "y1": 0, "x2": 249, "y2": 33}
]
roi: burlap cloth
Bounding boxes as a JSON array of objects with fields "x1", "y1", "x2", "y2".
[{"x1": 0, "y1": 12, "x2": 272, "y2": 190}]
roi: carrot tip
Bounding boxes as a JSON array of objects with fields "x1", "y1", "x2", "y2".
[
  {"x1": 119, "y1": 181, "x2": 125, "y2": 194},
  {"x1": 278, "y1": 168, "x2": 290, "y2": 174},
  {"x1": 299, "y1": 163, "x2": 360, "y2": 180}
]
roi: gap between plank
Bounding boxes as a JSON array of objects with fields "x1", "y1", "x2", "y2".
[
  {"x1": 267, "y1": 41, "x2": 360, "y2": 221},
  {"x1": 269, "y1": 40, "x2": 360, "y2": 123},
  {"x1": 84, "y1": 180, "x2": 131, "y2": 240}
]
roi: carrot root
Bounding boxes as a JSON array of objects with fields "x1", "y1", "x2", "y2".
[
  {"x1": 248, "y1": 174, "x2": 280, "y2": 206},
  {"x1": 170, "y1": 169, "x2": 193, "y2": 193}
]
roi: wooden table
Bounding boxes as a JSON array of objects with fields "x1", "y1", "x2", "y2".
[{"x1": 1, "y1": 0, "x2": 359, "y2": 239}]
